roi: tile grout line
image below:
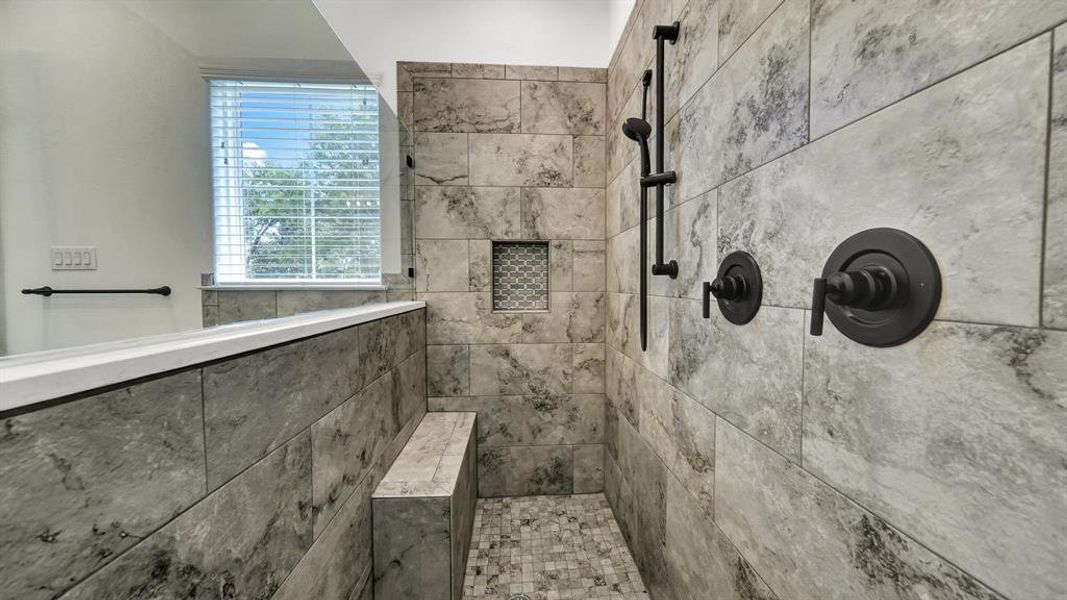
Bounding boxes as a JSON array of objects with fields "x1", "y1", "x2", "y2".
[
  {"x1": 1038, "y1": 28, "x2": 1056, "y2": 329},
  {"x1": 199, "y1": 368, "x2": 210, "y2": 495}
]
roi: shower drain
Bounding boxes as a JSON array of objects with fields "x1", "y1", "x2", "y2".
[{"x1": 508, "y1": 595, "x2": 531, "y2": 600}]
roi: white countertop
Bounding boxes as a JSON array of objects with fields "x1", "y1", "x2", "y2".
[{"x1": 0, "y1": 301, "x2": 424, "y2": 413}]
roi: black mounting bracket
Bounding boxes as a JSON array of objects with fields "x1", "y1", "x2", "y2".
[
  {"x1": 652, "y1": 22, "x2": 680, "y2": 44},
  {"x1": 703, "y1": 251, "x2": 763, "y2": 324},
  {"x1": 810, "y1": 228, "x2": 941, "y2": 347}
]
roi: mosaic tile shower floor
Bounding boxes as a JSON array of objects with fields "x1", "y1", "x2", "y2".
[{"x1": 463, "y1": 493, "x2": 649, "y2": 600}]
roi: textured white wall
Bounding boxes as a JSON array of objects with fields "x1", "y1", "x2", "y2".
[
  {"x1": 0, "y1": 1, "x2": 212, "y2": 354},
  {"x1": 314, "y1": 0, "x2": 634, "y2": 112}
]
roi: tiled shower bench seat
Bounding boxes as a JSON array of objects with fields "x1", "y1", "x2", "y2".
[{"x1": 372, "y1": 411, "x2": 477, "y2": 600}]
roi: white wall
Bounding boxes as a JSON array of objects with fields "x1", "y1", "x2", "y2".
[
  {"x1": 0, "y1": 1, "x2": 213, "y2": 354},
  {"x1": 314, "y1": 0, "x2": 635, "y2": 112}
]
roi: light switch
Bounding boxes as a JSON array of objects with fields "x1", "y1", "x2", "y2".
[{"x1": 51, "y1": 246, "x2": 96, "y2": 270}]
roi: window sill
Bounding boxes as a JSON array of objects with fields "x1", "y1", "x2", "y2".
[{"x1": 202, "y1": 284, "x2": 388, "y2": 292}]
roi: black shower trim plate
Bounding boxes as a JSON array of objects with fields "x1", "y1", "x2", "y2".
[
  {"x1": 703, "y1": 251, "x2": 763, "y2": 325},
  {"x1": 810, "y1": 227, "x2": 941, "y2": 347}
]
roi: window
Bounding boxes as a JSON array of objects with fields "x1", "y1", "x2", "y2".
[{"x1": 210, "y1": 79, "x2": 381, "y2": 284}]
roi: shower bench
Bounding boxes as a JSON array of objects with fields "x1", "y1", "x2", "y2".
[{"x1": 372, "y1": 411, "x2": 477, "y2": 600}]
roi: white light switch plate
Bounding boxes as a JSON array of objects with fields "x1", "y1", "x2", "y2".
[{"x1": 51, "y1": 246, "x2": 97, "y2": 270}]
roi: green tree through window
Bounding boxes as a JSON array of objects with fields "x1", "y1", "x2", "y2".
[{"x1": 211, "y1": 80, "x2": 380, "y2": 283}]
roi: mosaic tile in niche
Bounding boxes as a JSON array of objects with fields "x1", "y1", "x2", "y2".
[{"x1": 492, "y1": 241, "x2": 550, "y2": 311}]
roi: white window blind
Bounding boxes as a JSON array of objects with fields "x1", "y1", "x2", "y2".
[{"x1": 210, "y1": 79, "x2": 381, "y2": 284}]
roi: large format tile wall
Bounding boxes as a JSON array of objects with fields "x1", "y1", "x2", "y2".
[
  {"x1": 401, "y1": 61, "x2": 611, "y2": 497},
  {"x1": 604, "y1": 1, "x2": 1066, "y2": 600},
  {"x1": 0, "y1": 308, "x2": 426, "y2": 600},
  {"x1": 202, "y1": 288, "x2": 413, "y2": 326}
]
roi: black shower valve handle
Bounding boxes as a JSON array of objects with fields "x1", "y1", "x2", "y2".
[
  {"x1": 702, "y1": 281, "x2": 713, "y2": 318},
  {"x1": 810, "y1": 268, "x2": 898, "y2": 336},
  {"x1": 710, "y1": 275, "x2": 747, "y2": 301},
  {"x1": 810, "y1": 277, "x2": 828, "y2": 336},
  {"x1": 703, "y1": 273, "x2": 749, "y2": 319}
]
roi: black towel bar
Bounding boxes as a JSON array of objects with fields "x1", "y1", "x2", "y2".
[{"x1": 21, "y1": 286, "x2": 172, "y2": 297}]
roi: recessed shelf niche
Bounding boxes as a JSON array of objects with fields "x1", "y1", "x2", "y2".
[{"x1": 491, "y1": 241, "x2": 550, "y2": 312}]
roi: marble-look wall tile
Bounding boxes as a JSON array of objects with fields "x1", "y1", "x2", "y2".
[
  {"x1": 415, "y1": 186, "x2": 520, "y2": 239},
  {"x1": 400, "y1": 62, "x2": 452, "y2": 87},
  {"x1": 414, "y1": 132, "x2": 468, "y2": 185},
  {"x1": 275, "y1": 290, "x2": 387, "y2": 317},
  {"x1": 1045, "y1": 26, "x2": 1067, "y2": 329},
  {"x1": 605, "y1": 404, "x2": 621, "y2": 462},
  {"x1": 521, "y1": 81, "x2": 607, "y2": 135},
  {"x1": 607, "y1": 159, "x2": 641, "y2": 238},
  {"x1": 391, "y1": 349, "x2": 428, "y2": 435},
  {"x1": 550, "y1": 239, "x2": 573, "y2": 292},
  {"x1": 666, "y1": 0, "x2": 719, "y2": 118},
  {"x1": 358, "y1": 311, "x2": 423, "y2": 384},
  {"x1": 607, "y1": 84, "x2": 644, "y2": 182},
  {"x1": 438, "y1": 394, "x2": 603, "y2": 447},
  {"x1": 478, "y1": 445, "x2": 573, "y2": 496},
  {"x1": 469, "y1": 133, "x2": 573, "y2": 187},
  {"x1": 203, "y1": 327, "x2": 362, "y2": 489},
  {"x1": 505, "y1": 64, "x2": 559, "y2": 80},
  {"x1": 804, "y1": 322, "x2": 1067, "y2": 600},
  {"x1": 574, "y1": 342, "x2": 606, "y2": 393},
  {"x1": 607, "y1": 227, "x2": 639, "y2": 295},
  {"x1": 664, "y1": 474, "x2": 780, "y2": 600},
  {"x1": 451, "y1": 63, "x2": 506, "y2": 79},
  {"x1": 420, "y1": 291, "x2": 522, "y2": 344},
  {"x1": 606, "y1": 347, "x2": 640, "y2": 430},
  {"x1": 605, "y1": 291, "x2": 631, "y2": 351},
  {"x1": 574, "y1": 444, "x2": 606, "y2": 493},
  {"x1": 311, "y1": 374, "x2": 395, "y2": 535},
  {"x1": 615, "y1": 413, "x2": 670, "y2": 597},
  {"x1": 811, "y1": 0, "x2": 1067, "y2": 137},
  {"x1": 372, "y1": 496, "x2": 451, "y2": 600},
  {"x1": 273, "y1": 474, "x2": 374, "y2": 600},
  {"x1": 63, "y1": 434, "x2": 313, "y2": 600},
  {"x1": 203, "y1": 305, "x2": 219, "y2": 327},
  {"x1": 661, "y1": 190, "x2": 717, "y2": 300},
  {"x1": 469, "y1": 240, "x2": 492, "y2": 291},
  {"x1": 414, "y1": 78, "x2": 520, "y2": 133},
  {"x1": 416, "y1": 239, "x2": 469, "y2": 292},
  {"x1": 604, "y1": 453, "x2": 634, "y2": 546},
  {"x1": 608, "y1": 291, "x2": 670, "y2": 379},
  {"x1": 427, "y1": 344, "x2": 469, "y2": 397},
  {"x1": 559, "y1": 67, "x2": 608, "y2": 83},
  {"x1": 574, "y1": 135, "x2": 607, "y2": 188},
  {"x1": 521, "y1": 187, "x2": 606, "y2": 240},
  {"x1": 719, "y1": 37, "x2": 1049, "y2": 326},
  {"x1": 677, "y1": 0, "x2": 809, "y2": 201},
  {"x1": 608, "y1": 0, "x2": 670, "y2": 122},
  {"x1": 573, "y1": 240, "x2": 607, "y2": 291},
  {"x1": 0, "y1": 373, "x2": 206, "y2": 600},
  {"x1": 218, "y1": 290, "x2": 276, "y2": 324},
  {"x1": 718, "y1": 0, "x2": 784, "y2": 60},
  {"x1": 715, "y1": 420, "x2": 1007, "y2": 600},
  {"x1": 397, "y1": 91, "x2": 414, "y2": 131},
  {"x1": 638, "y1": 368, "x2": 715, "y2": 516},
  {"x1": 669, "y1": 299, "x2": 803, "y2": 460},
  {"x1": 450, "y1": 432, "x2": 478, "y2": 600},
  {"x1": 469, "y1": 343, "x2": 574, "y2": 396},
  {"x1": 521, "y1": 292, "x2": 606, "y2": 343}
]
